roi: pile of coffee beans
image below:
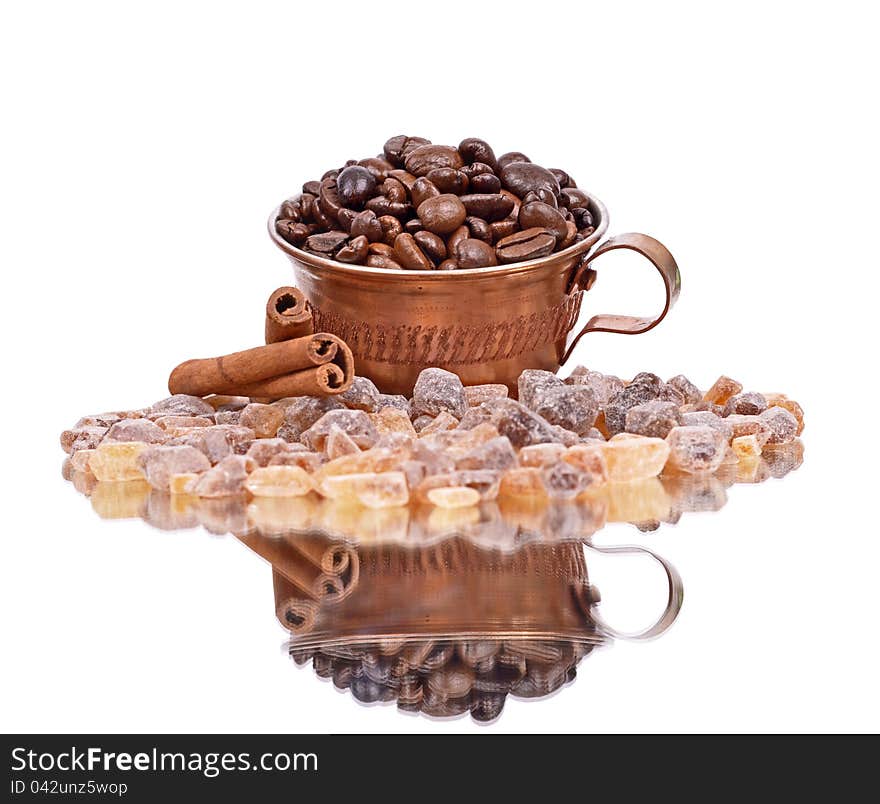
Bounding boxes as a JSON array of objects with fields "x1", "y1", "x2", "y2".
[{"x1": 274, "y1": 136, "x2": 596, "y2": 270}]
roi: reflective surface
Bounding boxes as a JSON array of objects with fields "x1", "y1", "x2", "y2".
[{"x1": 51, "y1": 442, "x2": 804, "y2": 723}]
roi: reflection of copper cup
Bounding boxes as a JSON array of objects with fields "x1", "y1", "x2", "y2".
[{"x1": 268, "y1": 194, "x2": 681, "y2": 396}]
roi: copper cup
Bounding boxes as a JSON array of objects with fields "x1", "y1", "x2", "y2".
[{"x1": 268, "y1": 193, "x2": 681, "y2": 396}]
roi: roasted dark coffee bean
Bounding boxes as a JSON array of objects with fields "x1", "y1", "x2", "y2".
[
  {"x1": 437, "y1": 258, "x2": 458, "y2": 270},
  {"x1": 414, "y1": 230, "x2": 446, "y2": 261},
  {"x1": 378, "y1": 214, "x2": 403, "y2": 244},
  {"x1": 383, "y1": 135, "x2": 431, "y2": 166},
  {"x1": 382, "y1": 176, "x2": 408, "y2": 203},
  {"x1": 458, "y1": 137, "x2": 497, "y2": 169},
  {"x1": 301, "y1": 180, "x2": 321, "y2": 196},
  {"x1": 550, "y1": 168, "x2": 575, "y2": 188},
  {"x1": 279, "y1": 199, "x2": 301, "y2": 221},
  {"x1": 489, "y1": 218, "x2": 518, "y2": 241},
  {"x1": 299, "y1": 193, "x2": 316, "y2": 221},
  {"x1": 336, "y1": 165, "x2": 376, "y2": 208},
  {"x1": 519, "y1": 201, "x2": 568, "y2": 243},
  {"x1": 469, "y1": 172, "x2": 501, "y2": 193},
  {"x1": 580, "y1": 225, "x2": 596, "y2": 238},
  {"x1": 336, "y1": 234, "x2": 369, "y2": 263},
  {"x1": 318, "y1": 178, "x2": 343, "y2": 220},
  {"x1": 404, "y1": 217, "x2": 423, "y2": 234},
  {"x1": 367, "y1": 241, "x2": 395, "y2": 257},
  {"x1": 496, "y1": 151, "x2": 531, "y2": 170},
  {"x1": 416, "y1": 193, "x2": 467, "y2": 235},
  {"x1": 500, "y1": 161, "x2": 560, "y2": 198},
  {"x1": 523, "y1": 188, "x2": 558, "y2": 208},
  {"x1": 495, "y1": 227, "x2": 556, "y2": 263},
  {"x1": 357, "y1": 156, "x2": 393, "y2": 181},
  {"x1": 388, "y1": 169, "x2": 417, "y2": 191},
  {"x1": 404, "y1": 144, "x2": 464, "y2": 176},
  {"x1": 460, "y1": 161, "x2": 494, "y2": 180},
  {"x1": 560, "y1": 187, "x2": 589, "y2": 208},
  {"x1": 393, "y1": 233, "x2": 434, "y2": 270},
  {"x1": 500, "y1": 188, "x2": 521, "y2": 216},
  {"x1": 572, "y1": 207, "x2": 594, "y2": 228},
  {"x1": 366, "y1": 253, "x2": 403, "y2": 269},
  {"x1": 454, "y1": 237, "x2": 498, "y2": 268},
  {"x1": 304, "y1": 230, "x2": 349, "y2": 254},
  {"x1": 460, "y1": 193, "x2": 515, "y2": 222},
  {"x1": 350, "y1": 209, "x2": 384, "y2": 242},
  {"x1": 426, "y1": 167, "x2": 469, "y2": 194},
  {"x1": 336, "y1": 207, "x2": 357, "y2": 233},
  {"x1": 275, "y1": 219, "x2": 312, "y2": 246},
  {"x1": 365, "y1": 196, "x2": 410, "y2": 218},
  {"x1": 311, "y1": 197, "x2": 336, "y2": 229},
  {"x1": 446, "y1": 224, "x2": 470, "y2": 256},
  {"x1": 411, "y1": 177, "x2": 440, "y2": 208},
  {"x1": 561, "y1": 219, "x2": 578, "y2": 249},
  {"x1": 465, "y1": 215, "x2": 493, "y2": 243},
  {"x1": 321, "y1": 168, "x2": 339, "y2": 181}
]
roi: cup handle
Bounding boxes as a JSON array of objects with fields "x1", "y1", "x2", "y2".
[
  {"x1": 581, "y1": 541, "x2": 684, "y2": 641},
  {"x1": 561, "y1": 233, "x2": 682, "y2": 365}
]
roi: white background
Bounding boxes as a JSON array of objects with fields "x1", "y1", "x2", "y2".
[{"x1": 1, "y1": 1, "x2": 878, "y2": 733}]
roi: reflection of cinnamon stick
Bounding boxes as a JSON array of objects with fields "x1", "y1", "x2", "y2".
[
  {"x1": 284, "y1": 534, "x2": 352, "y2": 576},
  {"x1": 274, "y1": 570, "x2": 317, "y2": 634},
  {"x1": 168, "y1": 332, "x2": 353, "y2": 398},
  {"x1": 266, "y1": 287, "x2": 314, "y2": 344}
]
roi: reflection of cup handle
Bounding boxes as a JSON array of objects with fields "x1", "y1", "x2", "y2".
[
  {"x1": 583, "y1": 541, "x2": 684, "y2": 641},
  {"x1": 562, "y1": 233, "x2": 682, "y2": 365}
]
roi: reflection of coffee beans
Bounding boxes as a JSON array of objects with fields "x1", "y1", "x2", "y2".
[{"x1": 274, "y1": 136, "x2": 597, "y2": 270}]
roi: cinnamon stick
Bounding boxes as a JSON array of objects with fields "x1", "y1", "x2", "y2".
[
  {"x1": 168, "y1": 332, "x2": 353, "y2": 397},
  {"x1": 266, "y1": 286, "x2": 314, "y2": 344}
]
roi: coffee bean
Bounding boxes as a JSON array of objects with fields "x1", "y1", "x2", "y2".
[
  {"x1": 454, "y1": 238, "x2": 498, "y2": 268},
  {"x1": 336, "y1": 165, "x2": 376, "y2": 208},
  {"x1": 318, "y1": 177, "x2": 343, "y2": 219},
  {"x1": 550, "y1": 168, "x2": 575, "y2": 188},
  {"x1": 465, "y1": 216, "x2": 493, "y2": 243},
  {"x1": 572, "y1": 207, "x2": 594, "y2": 228},
  {"x1": 446, "y1": 224, "x2": 470, "y2": 256},
  {"x1": 495, "y1": 227, "x2": 556, "y2": 263},
  {"x1": 310, "y1": 197, "x2": 336, "y2": 229},
  {"x1": 394, "y1": 233, "x2": 434, "y2": 270},
  {"x1": 279, "y1": 199, "x2": 301, "y2": 221},
  {"x1": 275, "y1": 219, "x2": 312, "y2": 246},
  {"x1": 321, "y1": 168, "x2": 339, "y2": 181},
  {"x1": 518, "y1": 201, "x2": 568, "y2": 243},
  {"x1": 387, "y1": 169, "x2": 417, "y2": 191},
  {"x1": 416, "y1": 194, "x2": 467, "y2": 235},
  {"x1": 411, "y1": 177, "x2": 440, "y2": 208},
  {"x1": 304, "y1": 230, "x2": 349, "y2": 255},
  {"x1": 561, "y1": 219, "x2": 578, "y2": 249},
  {"x1": 496, "y1": 151, "x2": 531, "y2": 170},
  {"x1": 302, "y1": 180, "x2": 321, "y2": 195},
  {"x1": 357, "y1": 157, "x2": 393, "y2": 181},
  {"x1": 350, "y1": 209, "x2": 384, "y2": 242},
  {"x1": 366, "y1": 196, "x2": 411, "y2": 218},
  {"x1": 460, "y1": 193, "x2": 515, "y2": 222},
  {"x1": 366, "y1": 253, "x2": 403, "y2": 269},
  {"x1": 404, "y1": 218, "x2": 423, "y2": 234},
  {"x1": 500, "y1": 162, "x2": 560, "y2": 198},
  {"x1": 560, "y1": 187, "x2": 589, "y2": 208},
  {"x1": 367, "y1": 241, "x2": 395, "y2": 257},
  {"x1": 460, "y1": 162, "x2": 494, "y2": 180},
  {"x1": 383, "y1": 135, "x2": 431, "y2": 166},
  {"x1": 437, "y1": 258, "x2": 458, "y2": 270},
  {"x1": 404, "y1": 145, "x2": 464, "y2": 176},
  {"x1": 384, "y1": 177, "x2": 409, "y2": 204},
  {"x1": 523, "y1": 188, "x2": 558, "y2": 208},
  {"x1": 469, "y1": 173, "x2": 501, "y2": 194},
  {"x1": 336, "y1": 234, "x2": 369, "y2": 263},
  {"x1": 414, "y1": 230, "x2": 446, "y2": 262},
  {"x1": 378, "y1": 214, "x2": 403, "y2": 244},
  {"x1": 336, "y1": 207, "x2": 357, "y2": 233},
  {"x1": 299, "y1": 193, "x2": 316, "y2": 221},
  {"x1": 489, "y1": 218, "x2": 518, "y2": 240},
  {"x1": 458, "y1": 137, "x2": 497, "y2": 170},
  {"x1": 426, "y1": 167, "x2": 469, "y2": 194}
]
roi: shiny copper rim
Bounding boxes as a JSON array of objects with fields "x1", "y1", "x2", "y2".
[{"x1": 267, "y1": 192, "x2": 610, "y2": 282}]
